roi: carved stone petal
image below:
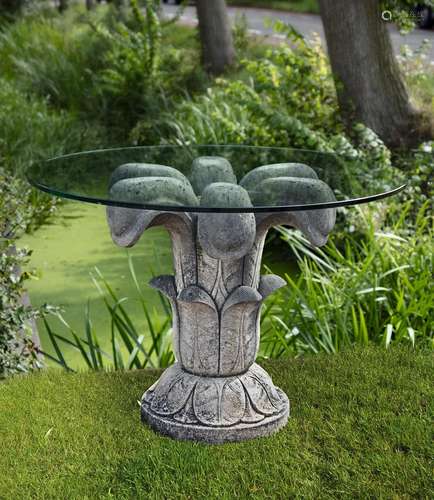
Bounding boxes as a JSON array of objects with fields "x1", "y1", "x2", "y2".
[
  {"x1": 107, "y1": 207, "x2": 160, "y2": 247},
  {"x1": 221, "y1": 379, "x2": 246, "y2": 426},
  {"x1": 256, "y1": 208, "x2": 336, "y2": 248},
  {"x1": 258, "y1": 274, "x2": 287, "y2": 299},
  {"x1": 150, "y1": 364, "x2": 196, "y2": 416},
  {"x1": 172, "y1": 393, "x2": 199, "y2": 425},
  {"x1": 106, "y1": 205, "x2": 195, "y2": 250},
  {"x1": 250, "y1": 176, "x2": 336, "y2": 247},
  {"x1": 193, "y1": 379, "x2": 220, "y2": 426},
  {"x1": 198, "y1": 183, "x2": 256, "y2": 260},
  {"x1": 240, "y1": 368, "x2": 281, "y2": 416},
  {"x1": 149, "y1": 275, "x2": 177, "y2": 299},
  {"x1": 242, "y1": 396, "x2": 266, "y2": 423},
  {"x1": 189, "y1": 156, "x2": 237, "y2": 195},
  {"x1": 249, "y1": 176, "x2": 335, "y2": 207},
  {"x1": 220, "y1": 286, "x2": 262, "y2": 375},
  {"x1": 149, "y1": 275, "x2": 181, "y2": 362},
  {"x1": 198, "y1": 212, "x2": 256, "y2": 261},
  {"x1": 240, "y1": 162, "x2": 318, "y2": 192},
  {"x1": 109, "y1": 163, "x2": 189, "y2": 189},
  {"x1": 177, "y1": 286, "x2": 219, "y2": 375},
  {"x1": 109, "y1": 176, "x2": 199, "y2": 207},
  {"x1": 250, "y1": 363, "x2": 283, "y2": 408}
]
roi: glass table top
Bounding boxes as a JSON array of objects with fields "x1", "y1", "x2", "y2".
[{"x1": 26, "y1": 145, "x2": 406, "y2": 213}]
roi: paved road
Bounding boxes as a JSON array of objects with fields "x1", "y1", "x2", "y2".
[{"x1": 162, "y1": 4, "x2": 434, "y2": 63}]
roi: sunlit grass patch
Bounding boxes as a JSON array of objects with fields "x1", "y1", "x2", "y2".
[{"x1": 1, "y1": 346, "x2": 432, "y2": 498}]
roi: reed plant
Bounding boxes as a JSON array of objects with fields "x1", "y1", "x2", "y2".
[{"x1": 42, "y1": 202, "x2": 432, "y2": 371}]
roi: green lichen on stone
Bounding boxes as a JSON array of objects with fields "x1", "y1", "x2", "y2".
[
  {"x1": 109, "y1": 163, "x2": 188, "y2": 189},
  {"x1": 239, "y1": 163, "x2": 318, "y2": 193},
  {"x1": 200, "y1": 182, "x2": 252, "y2": 209},
  {"x1": 110, "y1": 176, "x2": 198, "y2": 206},
  {"x1": 189, "y1": 157, "x2": 237, "y2": 195},
  {"x1": 248, "y1": 177, "x2": 335, "y2": 206},
  {"x1": 108, "y1": 158, "x2": 336, "y2": 211}
]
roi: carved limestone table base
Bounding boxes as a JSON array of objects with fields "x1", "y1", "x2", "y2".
[
  {"x1": 106, "y1": 156, "x2": 337, "y2": 444},
  {"x1": 141, "y1": 362, "x2": 289, "y2": 444}
]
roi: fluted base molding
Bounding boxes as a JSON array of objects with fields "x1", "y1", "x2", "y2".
[{"x1": 141, "y1": 362, "x2": 289, "y2": 444}]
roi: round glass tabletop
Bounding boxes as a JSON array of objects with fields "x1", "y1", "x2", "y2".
[{"x1": 26, "y1": 145, "x2": 406, "y2": 213}]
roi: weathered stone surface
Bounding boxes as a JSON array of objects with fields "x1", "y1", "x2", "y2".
[
  {"x1": 189, "y1": 156, "x2": 237, "y2": 195},
  {"x1": 198, "y1": 212, "x2": 256, "y2": 261},
  {"x1": 198, "y1": 183, "x2": 256, "y2": 260},
  {"x1": 240, "y1": 162, "x2": 318, "y2": 192},
  {"x1": 199, "y1": 182, "x2": 252, "y2": 209},
  {"x1": 255, "y1": 207, "x2": 336, "y2": 248},
  {"x1": 106, "y1": 159, "x2": 336, "y2": 443},
  {"x1": 109, "y1": 163, "x2": 188, "y2": 189},
  {"x1": 248, "y1": 176, "x2": 335, "y2": 207},
  {"x1": 109, "y1": 176, "x2": 198, "y2": 207},
  {"x1": 141, "y1": 363, "x2": 289, "y2": 443}
]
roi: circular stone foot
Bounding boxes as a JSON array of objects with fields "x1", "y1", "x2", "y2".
[{"x1": 141, "y1": 363, "x2": 290, "y2": 444}]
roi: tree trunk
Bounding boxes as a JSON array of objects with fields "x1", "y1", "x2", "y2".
[
  {"x1": 58, "y1": 0, "x2": 68, "y2": 13},
  {"x1": 0, "y1": 0, "x2": 25, "y2": 16},
  {"x1": 86, "y1": 0, "x2": 94, "y2": 10},
  {"x1": 319, "y1": 0, "x2": 432, "y2": 149},
  {"x1": 196, "y1": 0, "x2": 235, "y2": 75}
]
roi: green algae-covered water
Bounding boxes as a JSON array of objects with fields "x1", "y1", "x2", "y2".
[{"x1": 20, "y1": 201, "x2": 173, "y2": 368}]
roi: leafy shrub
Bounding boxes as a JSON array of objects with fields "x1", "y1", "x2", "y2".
[
  {"x1": 0, "y1": 1, "x2": 205, "y2": 141},
  {"x1": 0, "y1": 0, "x2": 26, "y2": 19},
  {"x1": 0, "y1": 11, "x2": 118, "y2": 127},
  {"x1": 0, "y1": 242, "x2": 45, "y2": 378},
  {"x1": 0, "y1": 168, "x2": 55, "y2": 379},
  {"x1": 398, "y1": 41, "x2": 434, "y2": 117},
  {"x1": 134, "y1": 21, "x2": 395, "y2": 165},
  {"x1": 0, "y1": 169, "x2": 58, "y2": 237},
  {"x1": 0, "y1": 79, "x2": 102, "y2": 378},
  {"x1": 0, "y1": 77, "x2": 104, "y2": 235},
  {"x1": 0, "y1": 78, "x2": 102, "y2": 175},
  {"x1": 261, "y1": 202, "x2": 433, "y2": 358},
  {"x1": 94, "y1": 0, "x2": 166, "y2": 131},
  {"x1": 93, "y1": 0, "x2": 204, "y2": 137}
]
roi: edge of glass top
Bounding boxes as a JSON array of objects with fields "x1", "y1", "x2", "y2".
[{"x1": 26, "y1": 145, "x2": 407, "y2": 213}]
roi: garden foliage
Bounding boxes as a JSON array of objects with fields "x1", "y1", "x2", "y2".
[
  {"x1": 0, "y1": 243, "x2": 44, "y2": 378},
  {"x1": 0, "y1": 3, "x2": 432, "y2": 374}
]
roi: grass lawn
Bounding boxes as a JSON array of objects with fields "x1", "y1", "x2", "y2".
[{"x1": 1, "y1": 347, "x2": 432, "y2": 499}]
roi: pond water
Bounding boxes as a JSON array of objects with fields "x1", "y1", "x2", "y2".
[{"x1": 21, "y1": 201, "x2": 296, "y2": 369}]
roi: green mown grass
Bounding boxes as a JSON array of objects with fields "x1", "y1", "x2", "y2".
[{"x1": 1, "y1": 347, "x2": 432, "y2": 499}]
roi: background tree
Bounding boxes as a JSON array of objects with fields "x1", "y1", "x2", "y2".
[
  {"x1": 0, "y1": 0, "x2": 25, "y2": 17},
  {"x1": 58, "y1": 0, "x2": 68, "y2": 14},
  {"x1": 319, "y1": 0, "x2": 433, "y2": 149},
  {"x1": 196, "y1": 0, "x2": 235, "y2": 75}
]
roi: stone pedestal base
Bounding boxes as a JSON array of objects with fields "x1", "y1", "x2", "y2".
[{"x1": 141, "y1": 362, "x2": 289, "y2": 444}]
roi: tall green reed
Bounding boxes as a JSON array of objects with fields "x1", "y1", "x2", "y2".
[
  {"x1": 41, "y1": 255, "x2": 174, "y2": 372},
  {"x1": 260, "y1": 201, "x2": 433, "y2": 358},
  {"x1": 42, "y1": 202, "x2": 433, "y2": 371}
]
